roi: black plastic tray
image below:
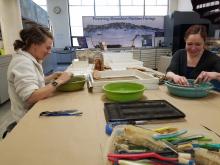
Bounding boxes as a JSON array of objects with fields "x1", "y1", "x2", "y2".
[{"x1": 104, "y1": 100, "x2": 185, "y2": 122}]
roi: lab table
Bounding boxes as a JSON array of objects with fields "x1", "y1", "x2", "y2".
[{"x1": 0, "y1": 86, "x2": 220, "y2": 165}]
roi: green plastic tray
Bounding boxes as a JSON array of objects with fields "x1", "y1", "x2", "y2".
[
  {"x1": 165, "y1": 79, "x2": 213, "y2": 98},
  {"x1": 57, "y1": 75, "x2": 86, "y2": 92},
  {"x1": 103, "y1": 82, "x2": 145, "y2": 102}
]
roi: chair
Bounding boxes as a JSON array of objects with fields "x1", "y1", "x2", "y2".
[{"x1": 2, "y1": 121, "x2": 17, "y2": 139}]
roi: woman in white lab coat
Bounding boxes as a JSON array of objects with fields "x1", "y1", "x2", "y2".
[{"x1": 7, "y1": 26, "x2": 72, "y2": 122}]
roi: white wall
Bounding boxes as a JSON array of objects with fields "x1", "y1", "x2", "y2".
[
  {"x1": 168, "y1": 0, "x2": 178, "y2": 15},
  {"x1": 47, "y1": 0, "x2": 71, "y2": 48},
  {"x1": 178, "y1": 0, "x2": 193, "y2": 11},
  {"x1": 168, "y1": 0, "x2": 193, "y2": 15},
  {"x1": 0, "y1": 0, "x2": 23, "y2": 54},
  {"x1": 46, "y1": 0, "x2": 193, "y2": 49}
]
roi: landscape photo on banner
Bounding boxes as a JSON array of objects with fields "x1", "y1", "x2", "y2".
[{"x1": 83, "y1": 16, "x2": 165, "y2": 48}]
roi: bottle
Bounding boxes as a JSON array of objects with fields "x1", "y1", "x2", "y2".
[{"x1": 94, "y1": 57, "x2": 104, "y2": 71}]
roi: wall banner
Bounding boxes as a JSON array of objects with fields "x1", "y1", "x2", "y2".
[{"x1": 82, "y1": 16, "x2": 164, "y2": 48}]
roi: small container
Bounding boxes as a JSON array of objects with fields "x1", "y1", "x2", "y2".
[
  {"x1": 165, "y1": 79, "x2": 213, "y2": 98},
  {"x1": 57, "y1": 75, "x2": 86, "y2": 92},
  {"x1": 94, "y1": 56, "x2": 104, "y2": 71},
  {"x1": 103, "y1": 82, "x2": 145, "y2": 102}
]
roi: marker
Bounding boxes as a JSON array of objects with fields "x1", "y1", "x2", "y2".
[{"x1": 128, "y1": 120, "x2": 148, "y2": 125}]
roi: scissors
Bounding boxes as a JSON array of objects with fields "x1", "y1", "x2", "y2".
[{"x1": 39, "y1": 110, "x2": 83, "y2": 117}]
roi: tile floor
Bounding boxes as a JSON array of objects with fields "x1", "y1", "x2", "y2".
[{"x1": 0, "y1": 64, "x2": 69, "y2": 140}]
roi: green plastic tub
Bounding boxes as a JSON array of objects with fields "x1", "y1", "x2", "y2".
[
  {"x1": 165, "y1": 79, "x2": 213, "y2": 98},
  {"x1": 57, "y1": 75, "x2": 86, "y2": 92},
  {"x1": 103, "y1": 82, "x2": 145, "y2": 102}
]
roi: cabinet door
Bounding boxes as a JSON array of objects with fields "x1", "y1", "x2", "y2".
[
  {"x1": 0, "y1": 55, "x2": 11, "y2": 104},
  {"x1": 57, "y1": 53, "x2": 74, "y2": 64},
  {"x1": 0, "y1": 64, "x2": 9, "y2": 103},
  {"x1": 42, "y1": 53, "x2": 57, "y2": 75}
]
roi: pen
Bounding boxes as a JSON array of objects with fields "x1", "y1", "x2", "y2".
[
  {"x1": 39, "y1": 110, "x2": 83, "y2": 117},
  {"x1": 128, "y1": 120, "x2": 148, "y2": 125},
  {"x1": 109, "y1": 120, "x2": 147, "y2": 125}
]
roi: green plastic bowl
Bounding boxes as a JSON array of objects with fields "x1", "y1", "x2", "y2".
[
  {"x1": 103, "y1": 82, "x2": 145, "y2": 102},
  {"x1": 57, "y1": 75, "x2": 86, "y2": 92},
  {"x1": 165, "y1": 79, "x2": 213, "y2": 98}
]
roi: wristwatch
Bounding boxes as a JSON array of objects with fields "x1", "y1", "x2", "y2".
[{"x1": 51, "y1": 80, "x2": 59, "y2": 87}]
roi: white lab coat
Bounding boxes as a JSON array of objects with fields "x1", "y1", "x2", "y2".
[{"x1": 7, "y1": 49, "x2": 45, "y2": 121}]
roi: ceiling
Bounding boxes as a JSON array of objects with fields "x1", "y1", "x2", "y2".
[{"x1": 191, "y1": 0, "x2": 220, "y2": 24}]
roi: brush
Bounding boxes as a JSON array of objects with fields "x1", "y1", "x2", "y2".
[
  {"x1": 194, "y1": 148, "x2": 220, "y2": 165},
  {"x1": 122, "y1": 125, "x2": 167, "y2": 151}
]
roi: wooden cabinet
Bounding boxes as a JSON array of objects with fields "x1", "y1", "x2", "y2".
[{"x1": 0, "y1": 55, "x2": 12, "y2": 104}]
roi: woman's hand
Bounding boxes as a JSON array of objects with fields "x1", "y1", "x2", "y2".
[
  {"x1": 27, "y1": 72, "x2": 73, "y2": 106},
  {"x1": 166, "y1": 71, "x2": 189, "y2": 86},
  {"x1": 56, "y1": 72, "x2": 73, "y2": 85},
  {"x1": 195, "y1": 71, "x2": 219, "y2": 84},
  {"x1": 51, "y1": 72, "x2": 62, "y2": 79},
  {"x1": 45, "y1": 72, "x2": 62, "y2": 83},
  {"x1": 172, "y1": 75, "x2": 189, "y2": 86}
]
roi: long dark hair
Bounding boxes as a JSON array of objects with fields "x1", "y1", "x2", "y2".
[{"x1": 13, "y1": 26, "x2": 53, "y2": 51}]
